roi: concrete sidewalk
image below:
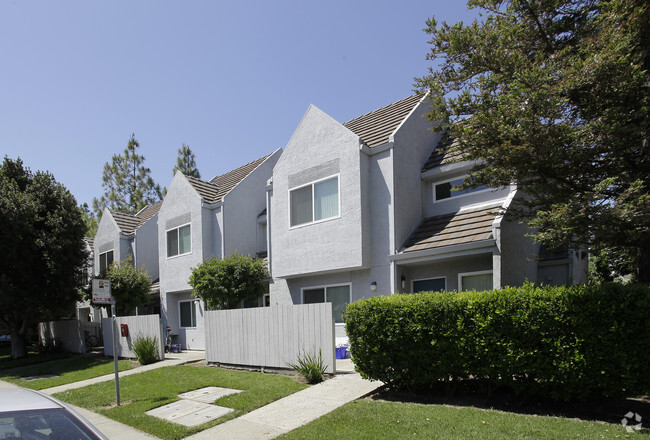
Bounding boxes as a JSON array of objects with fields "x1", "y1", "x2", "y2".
[
  {"x1": 1, "y1": 351, "x2": 205, "y2": 440},
  {"x1": 40, "y1": 350, "x2": 205, "y2": 395},
  {"x1": 185, "y1": 363, "x2": 382, "y2": 440},
  {"x1": 2, "y1": 354, "x2": 381, "y2": 440}
]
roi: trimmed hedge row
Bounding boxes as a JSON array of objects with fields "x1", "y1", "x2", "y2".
[{"x1": 344, "y1": 283, "x2": 650, "y2": 400}]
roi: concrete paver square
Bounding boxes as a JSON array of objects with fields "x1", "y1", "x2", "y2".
[
  {"x1": 179, "y1": 386, "x2": 242, "y2": 403},
  {"x1": 146, "y1": 399, "x2": 234, "y2": 428},
  {"x1": 174, "y1": 405, "x2": 234, "y2": 427}
]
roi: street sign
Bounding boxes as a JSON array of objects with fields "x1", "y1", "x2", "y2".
[{"x1": 92, "y1": 279, "x2": 112, "y2": 304}]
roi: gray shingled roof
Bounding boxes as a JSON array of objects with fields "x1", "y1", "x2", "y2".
[
  {"x1": 183, "y1": 153, "x2": 274, "y2": 204},
  {"x1": 185, "y1": 175, "x2": 221, "y2": 203},
  {"x1": 111, "y1": 203, "x2": 162, "y2": 236},
  {"x1": 209, "y1": 153, "x2": 274, "y2": 202},
  {"x1": 343, "y1": 94, "x2": 424, "y2": 148},
  {"x1": 401, "y1": 203, "x2": 502, "y2": 253},
  {"x1": 422, "y1": 136, "x2": 467, "y2": 172}
]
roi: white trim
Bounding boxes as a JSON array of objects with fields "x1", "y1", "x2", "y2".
[
  {"x1": 178, "y1": 299, "x2": 197, "y2": 328},
  {"x1": 433, "y1": 175, "x2": 492, "y2": 202},
  {"x1": 411, "y1": 276, "x2": 446, "y2": 293},
  {"x1": 458, "y1": 270, "x2": 493, "y2": 291},
  {"x1": 166, "y1": 222, "x2": 192, "y2": 259},
  {"x1": 288, "y1": 173, "x2": 341, "y2": 229}
]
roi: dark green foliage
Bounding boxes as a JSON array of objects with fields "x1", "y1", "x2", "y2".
[
  {"x1": 345, "y1": 283, "x2": 650, "y2": 400},
  {"x1": 173, "y1": 144, "x2": 201, "y2": 179},
  {"x1": 132, "y1": 335, "x2": 158, "y2": 365},
  {"x1": 189, "y1": 253, "x2": 268, "y2": 310},
  {"x1": 288, "y1": 349, "x2": 327, "y2": 384},
  {"x1": 104, "y1": 256, "x2": 152, "y2": 315},
  {"x1": 0, "y1": 157, "x2": 88, "y2": 358},
  {"x1": 416, "y1": 0, "x2": 650, "y2": 281}
]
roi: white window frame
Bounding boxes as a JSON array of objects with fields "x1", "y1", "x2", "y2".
[
  {"x1": 301, "y1": 282, "x2": 351, "y2": 325},
  {"x1": 166, "y1": 223, "x2": 192, "y2": 259},
  {"x1": 289, "y1": 174, "x2": 341, "y2": 229},
  {"x1": 458, "y1": 270, "x2": 493, "y2": 291},
  {"x1": 412, "y1": 276, "x2": 446, "y2": 293},
  {"x1": 178, "y1": 300, "x2": 197, "y2": 328},
  {"x1": 98, "y1": 249, "x2": 114, "y2": 274},
  {"x1": 433, "y1": 175, "x2": 491, "y2": 202}
]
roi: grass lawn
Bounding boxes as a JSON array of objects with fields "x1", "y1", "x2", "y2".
[
  {"x1": 0, "y1": 346, "x2": 71, "y2": 370},
  {"x1": 0, "y1": 353, "x2": 135, "y2": 390},
  {"x1": 277, "y1": 399, "x2": 643, "y2": 440},
  {"x1": 54, "y1": 365, "x2": 308, "y2": 440}
]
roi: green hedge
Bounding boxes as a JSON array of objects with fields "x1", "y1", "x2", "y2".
[{"x1": 344, "y1": 283, "x2": 650, "y2": 400}]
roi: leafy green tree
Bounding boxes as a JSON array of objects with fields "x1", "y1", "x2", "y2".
[
  {"x1": 416, "y1": 0, "x2": 650, "y2": 282},
  {"x1": 189, "y1": 253, "x2": 268, "y2": 310},
  {"x1": 173, "y1": 144, "x2": 201, "y2": 179},
  {"x1": 79, "y1": 203, "x2": 98, "y2": 237},
  {"x1": 0, "y1": 157, "x2": 88, "y2": 358},
  {"x1": 92, "y1": 133, "x2": 163, "y2": 218},
  {"x1": 103, "y1": 256, "x2": 151, "y2": 316}
]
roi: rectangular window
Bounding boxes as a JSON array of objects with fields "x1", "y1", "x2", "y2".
[
  {"x1": 412, "y1": 277, "x2": 446, "y2": 293},
  {"x1": 435, "y1": 177, "x2": 490, "y2": 201},
  {"x1": 303, "y1": 284, "x2": 350, "y2": 324},
  {"x1": 99, "y1": 250, "x2": 114, "y2": 274},
  {"x1": 167, "y1": 224, "x2": 191, "y2": 257},
  {"x1": 290, "y1": 176, "x2": 339, "y2": 227},
  {"x1": 459, "y1": 271, "x2": 493, "y2": 291},
  {"x1": 179, "y1": 300, "x2": 196, "y2": 328}
]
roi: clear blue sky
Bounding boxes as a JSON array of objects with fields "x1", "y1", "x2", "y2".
[{"x1": 0, "y1": 1, "x2": 477, "y2": 209}]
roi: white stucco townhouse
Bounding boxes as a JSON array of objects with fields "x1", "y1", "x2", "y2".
[
  {"x1": 268, "y1": 93, "x2": 588, "y2": 339},
  {"x1": 158, "y1": 150, "x2": 281, "y2": 350}
]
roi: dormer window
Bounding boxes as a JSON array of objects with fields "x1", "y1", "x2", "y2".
[
  {"x1": 290, "y1": 175, "x2": 340, "y2": 227},
  {"x1": 434, "y1": 177, "x2": 490, "y2": 201},
  {"x1": 167, "y1": 224, "x2": 191, "y2": 258}
]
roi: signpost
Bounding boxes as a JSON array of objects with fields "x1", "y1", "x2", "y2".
[{"x1": 92, "y1": 279, "x2": 120, "y2": 406}]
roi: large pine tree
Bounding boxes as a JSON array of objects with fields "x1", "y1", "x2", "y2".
[
  {"x1": 93, "y1": 134, "x2": 163, "y2": 217},
  {"x1": 417, "y1": 0, "x2": 650, "y2": 282}
]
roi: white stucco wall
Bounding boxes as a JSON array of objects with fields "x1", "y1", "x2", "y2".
[
  {"x1": 94, "y1": 210, "x2": 132, "y2": 275},
  {"x1": 134, "y1": 214, "x2": 159, "y2": 281},
  {"x1": 223, "y1": 149, "x2": 281, "y2": 257},
  {"x1": 271, "y1": 106, "x2": 367, "y2": 278},
  {"x1": 392, "y1": 102, "x2": 443, "y2": 254}
]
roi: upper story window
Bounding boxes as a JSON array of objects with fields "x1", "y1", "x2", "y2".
[
  {"x1": 167, "y1": 224, "x2": 191, "y2": 258},
  {"x1": 434, "y1": 177, "x2": 490, "y2": 201},
  {"x1": 290, "y1": 175, "x2": 340, "y2": 227},
  {"x1": 99, "y1": 250, "x2": 114, "y2": 274}
]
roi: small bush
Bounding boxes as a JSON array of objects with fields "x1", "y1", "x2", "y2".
[
  {"x1": 289, "y1": 349, "x2": 328, "y2": 384},
  {"x1": 132, "y1": 335, "x2": 158, "y2": 365},
  {"x1": 344, "y1": 282, "x2": 650, "y2": 401}
]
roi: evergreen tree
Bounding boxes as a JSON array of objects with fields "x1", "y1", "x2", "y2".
[
  {"x1": 92, "y1": 133, "x2": 163, "y2": 218},
  {"x1": 0, "y1": 157, "x2": 88, "y2": 358},
  {"x1": 173, "y1": 143, "x2": 201, "y2": 179},
  {"x1": 416, "y1": 0, "x2": 650, "y2": 282}
]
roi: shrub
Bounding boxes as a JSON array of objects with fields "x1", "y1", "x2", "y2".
[
  {"x1": 289, "y1": 349, "x2": 328, "y2": 384},
  {"x1": 132, "y1": 335, "x2": 159, "y2": 365},
  {"x1": 344, "y1": 283, "x2": 650, "y2": 401}
]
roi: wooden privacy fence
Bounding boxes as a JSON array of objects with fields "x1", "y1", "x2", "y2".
[
  {"x1": 102, "y1": 314, "x2": 164, "y2": 361},
  {"x1": 38, "y1": 320, "x2": 85, "y2": 354},
  {"x1": 205, "y1": 303, "x2": 336, "y2": 374}
]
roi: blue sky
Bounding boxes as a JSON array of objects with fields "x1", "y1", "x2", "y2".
[{"x1": 0, "y1": 1, "x2": 477, "y2": 209}]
